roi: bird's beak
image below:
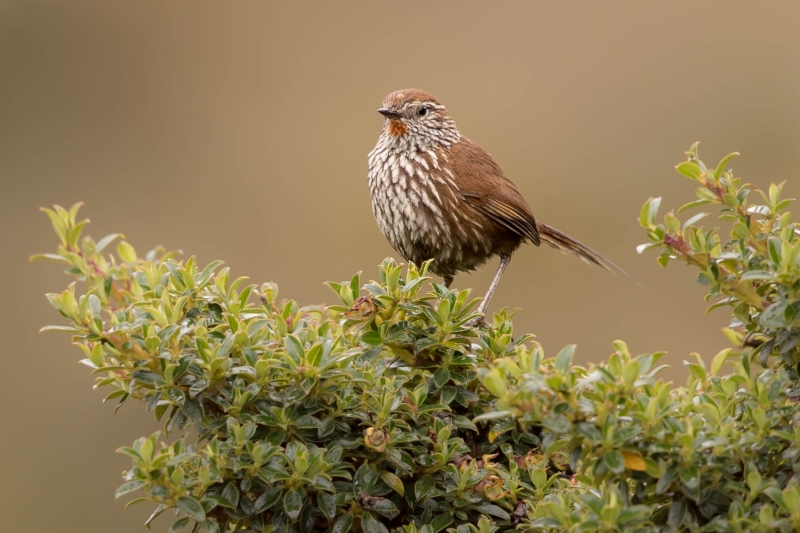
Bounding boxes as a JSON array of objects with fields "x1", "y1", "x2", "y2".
[{"x1": 377, "y1": 108, "x2": 401, "y2": 119}]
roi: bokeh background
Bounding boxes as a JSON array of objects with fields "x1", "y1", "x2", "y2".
[{"x1": 2, "y1": 1, "x2": 800, "y2": 531}]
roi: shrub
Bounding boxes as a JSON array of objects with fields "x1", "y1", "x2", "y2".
[{"x1": 34, "y1": 144, "x2": 800, "y2": 532}]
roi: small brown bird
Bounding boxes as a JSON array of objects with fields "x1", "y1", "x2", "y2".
[{"x1": 367, "y1": 88, "x2": 631, "y2": 316}]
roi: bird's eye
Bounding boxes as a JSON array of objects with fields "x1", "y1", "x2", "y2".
[{"x1": 418, "y1": 106, "x2": 428, "y2": 117}]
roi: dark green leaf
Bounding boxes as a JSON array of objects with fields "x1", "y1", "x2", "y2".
[
  {"x1": 131, "y1": 370, "x2": 162, "y2": 385},
  {"x1": 360, "y1": 511, "x2": 389, "y2": 533},
  {"x1": 656, "y1": 467, "x2": 678, "y2": 495},
  {"x1": 176, "y1": 496, "x2": 206, "y2": 522},
  {"x1": 283, "y1": 488, "x2": 303, "y2": 521},
  {"x1": 415, "y1": 475, "x2": 435, "y2": 500},
  {"x1": 433, "y1": 367, "x2": 450, "y2": 388},
  {"x1": 169, "y1": 517, "x2": 191, "y2": 533},
  {"x1": 318, "y1": 492, "x2": 336, "y2": 521},
  {"x1": 221, "y1": 482, "x2": 240, "y2": 509},
  {"x1": 475, "y1": 502, "x2": 510, "y2": 520},
  {"x1": 371, "y1": 498, "x2": 399, "y2": 519},
  {"x1": 668, "y1": 500, "x2": 687, "y2": 528},
  {"x1": 431, "y1": 513, "x2": 453, "y2": 533},
  {"x1": 254, "y1": 487, "x2": 281, "y2": 514},
  {"x1": 332, "y1": 513, "x2": 354, "y2": 533}
]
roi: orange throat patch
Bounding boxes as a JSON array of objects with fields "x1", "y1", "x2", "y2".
[{"x1": 387, "y1": 120, "x2": 408, "y2": 137}]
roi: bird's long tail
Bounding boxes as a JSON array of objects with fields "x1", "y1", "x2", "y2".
[{"x1": 538, "y1": 223, "x2": 640, "y2": 285}]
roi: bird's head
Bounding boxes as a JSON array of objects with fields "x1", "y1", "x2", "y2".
[{"x1": 376, "y1": 89, "x2": 459, "y2": 143}]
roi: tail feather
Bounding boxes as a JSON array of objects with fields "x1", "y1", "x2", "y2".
[{"x1": 538, "y1": 223, "x2": 640, "y2": 285}]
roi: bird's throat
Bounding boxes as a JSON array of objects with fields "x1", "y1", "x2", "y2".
[{"x1": 387, "y1": 120, "x2": 408, "y2": 137}]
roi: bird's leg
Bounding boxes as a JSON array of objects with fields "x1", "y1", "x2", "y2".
[
  {"x1": 444, "y1": 275, "x2": 454, "y2": 288},
  {"x1": 477, "y1": 255, "x2": 511, "y2": 316}
]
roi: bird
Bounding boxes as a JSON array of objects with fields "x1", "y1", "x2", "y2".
[{"x1": 366, "y1": 88, "x2": 632, "y2": 318}]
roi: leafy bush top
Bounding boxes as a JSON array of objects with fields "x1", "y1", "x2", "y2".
[{"x1": 35, "y1": 145, "x2": 800, "y2": 532}]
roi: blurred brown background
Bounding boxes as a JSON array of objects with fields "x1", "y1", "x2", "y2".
[{"x1": 2, "y1": 1, "x2": 800, "y2": 531}]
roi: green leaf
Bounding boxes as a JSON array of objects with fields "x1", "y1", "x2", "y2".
[
  {"x1": 283, "y1": 488, "x2": 303, "y2": 521},
  {"x1": 604, "y1": 450, "x2": 625, "y2": 474},
  {"x1": 639, "y1": 197, "x2": 662, "y2": 228},
  {"x1": 254, "y1": 487, "x2": 281, "y2": 514},
  {"x1": 431, "y1": 513, "x2": 454, "y2": 533},
  {"x1": 195, "y1": 260, "x2": 225, "y2": 286},
  {"x1": 40, "y1": 207, "x2": 67, "y2": 245},
  {"x1": 678, "y1": 198, "x2": 711, "y2": 213},
  {"x1": 402, "y1": 275, "x2": 428, "y2": 294},
  {"x1": 554, "y1": 344, "x2": 575, "y2": 373},
  {"x1": 683, "y1": 212, "x2": 710, "y2": 228},
  {"x1": 621, "y1": 359, "x2": 641, "y2": 388},
  {"x1": 714, "y1": 152, "x2": 739, "y2": 179},
  {"x1": 740, "y1": 270, "x2": 773, "y2": 281},
  {"x1": 437, "y1": 298, "x2": 451, "y2": 324},
  {"x1": 29, "y1": 252, "x2": 70, "y2": 263},
  {"x1": 168, "y1": 517, "x2": 191, "y2": 533},
  {"x1": 710, "y1": 349, "x2": 734, "y2": 376},
  {"x1": 285, "y1": 335, "x2": 305, "y2": 362},
  {"x1": 542, "y1": 413, "x2": 570, "y2": 433},
  {"x1": 378, "y1": 470, "x2": 404, "y2": 496},
  {"x1": 664, "y1": 212, "x2": 680, "y2": 234},
  {"x1": 132, "y1": 370, "x2": 162, "y2": 385},
  {"x1": 306, "y1": 343, "x2": 323, "y2": 366},
  {"x1": 415, "y1": 475, "x2": 435, "y2": 500},
  {"x1": 116, "y1": 241, "x2": 138, "y2": 263},
  {"x1": 176, "y1": 496, "x2": 206, "y2": 522},
  {"x1": 769, "y1": 237, "x2": 782, "y2": 265},
  {"x1": 676, "y1": 161, "x2": 702, "y2": 181},
  {"x1": 668, "y1": 500, "x2": 687, "y2": 528},
  {"x1": 475, "y1": 502, "x2": 511, "y2": 520},
  {"x1": 361, "y1": 330, "x2": 382, "y2": 346},
  {"x1": 88, "y1": 343, "x2": 105, "y2": 367},
  {"x1": 124, "y1": 497, "x2": 149, "y2": 509},
  {"x1": 349, "y1": 271, "x2": 361, "y2": 300},
  {"x1": 433, "y1": 367, "x2": 450, "y2": 388},
  {"x1": 440, "y1": 386, "x2": 457, "y2": 406},
  {"x1": 318, "y1": 492, "x2": 336, "y2": 521},
  {"x1": 656, "y1": 467, "x2": 678, "y2": 495},
  {"x1": 361, "y1": 511, "x2": 389, "y2": 533},
  {"x1": 115, "y1": 480, "x2": 145, "y2": 499},
  {"x1": 479, "y1": 368, "x2": 507, "y2": 397},
  {"x1": 636, "y1": 242, "x2": 660, "y2": 254},
  {"x1": 371, "y1": 498, "x2": 400, "y2": 519},
  {"x1": 95, "y1": 233, "x2": 124, "y2": 253},
  {"x1": 221, "y1": 482, "x2": 240, "y2": 508},
  {"x1": 473, "y1": 410, "x2": 513, "y2": 422},
  {"x1": 331, "y1": 513, "x2": 354, "y2": 533},
  {"x1": 67, "y1": 201, "x2": 84, "y2": 222},
  {"x1": 38, "y1": 325, "x2": 79, "y2": 333}
]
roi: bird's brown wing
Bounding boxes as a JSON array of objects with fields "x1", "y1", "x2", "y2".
[{"x1": 447, "y1": 138, "x2": 541, "y2": 246}]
